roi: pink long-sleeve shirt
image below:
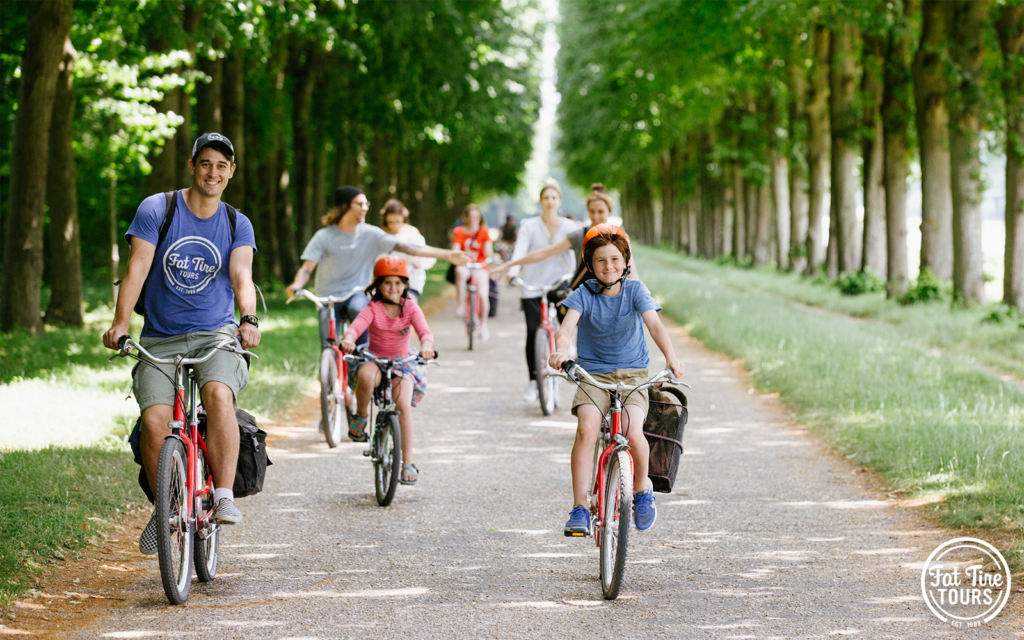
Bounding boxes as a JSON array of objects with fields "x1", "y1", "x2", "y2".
[{"x1": 346, "y1": 299, "x2": 434, "y2": 358}]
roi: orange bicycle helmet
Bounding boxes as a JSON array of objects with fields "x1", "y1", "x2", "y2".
[
  {"x1": 373, "y1": 256, "x2": 410, "y2": 280},
  {"x1": 581, "y1": 223, "x2": 632, "y2": 291}
]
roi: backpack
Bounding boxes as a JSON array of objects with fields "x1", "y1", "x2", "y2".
[{"x1": 128, "y1": 191, "x2": 239, "y2": 317}]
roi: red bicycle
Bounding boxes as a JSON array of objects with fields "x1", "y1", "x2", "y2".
[
  {"x1": 288, "y1": 288, "x2": 362, "y2": 447},
  {"x1": 511, "y1": 273, "x2": 572, "y2": 415},
  {"x1": 551, "y1": 360, "x2": 685, "y2": 600},
  {"x1": 114, "y1": 335, "x2": 256, "y2": 605}
]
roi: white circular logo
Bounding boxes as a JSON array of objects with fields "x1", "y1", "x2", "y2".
[
  {"x1": 162, "y1": 236, "x2": 223, "y2": 294},
  {"x1": 921, "y1": 537, "x2": 1011, "y2": 627}
]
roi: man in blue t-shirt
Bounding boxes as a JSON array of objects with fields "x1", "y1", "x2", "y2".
[{"x1": 103, "y1": 133, "x2": 260, "y2": 555}]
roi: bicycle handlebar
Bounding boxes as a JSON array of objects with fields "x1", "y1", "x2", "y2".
[
  {"x1": 343, "y1": 346, "x2": 439, "y2": 368},
  {"x1": 551, "y1": 359, "x2": 689, "y2": 392},
  {"x1": 287, "y1": 286, "x2": 365, "y2": 309},
  {"x1": 116, "y1": 336, "x2": 257, "y2": 366},
  {"x1": 509, "y1": 271, "x2": 573, "y2": 293}
]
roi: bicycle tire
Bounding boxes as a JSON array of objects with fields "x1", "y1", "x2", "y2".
[
  {"x1": 156, "y1": 437, "x2": 193, "y2": 604},
  {"x1": 373, "y1": 412, "x2": 402, "y2": 506},
  {"x1": 193, "y1": 448, "x2": 219, "y2": 583},
  {"x1": 600, "y1": 450, "x2": 632, "y2": 600},
  {"x1": 533, "y1": 327, "x2": 555, "y2": 415},
  {"x1": 467, "y1": 289, "x2": 477, "y2": 351},
  {"x1": 320, "y1": 348, "x2": 344, "y2": 448}
]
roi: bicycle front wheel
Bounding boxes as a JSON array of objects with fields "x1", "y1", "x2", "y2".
[
  {"x1": 533, "y1": 327, "x2": 555, "y2": 415},
  {"x1": 193, "y1": 448, "x2": 219, "y2": 583},
  {"x1": 373, "y1": 412, "x2": 402, "y2": 506},
  {"x1": 156, "y1": 437, "x2": 193, "y2": 604},
  {"x1": 320, "y1": 348, "x2": 344, "y2": 448},
  {"x1": 600, "y1": 450, "x2": 632, "y2": 600}
]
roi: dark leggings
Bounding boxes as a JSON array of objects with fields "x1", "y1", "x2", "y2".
[{"x1": 522, "y1": 297, "x2": 543, "y2": 381}]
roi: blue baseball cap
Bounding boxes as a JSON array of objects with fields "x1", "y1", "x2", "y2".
[{"x1": 191, "y1": 132, "x2": 234, "y2": 163}]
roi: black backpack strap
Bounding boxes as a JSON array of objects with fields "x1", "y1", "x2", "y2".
[
  {"x1": 155, "y1": 190, "x2": 178, "y2": 250},
  {"x1": 224, "y1": 204, "x2": 238, "y2": 244}
]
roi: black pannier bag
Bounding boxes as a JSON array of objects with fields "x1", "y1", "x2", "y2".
[
  {"x1": 129, "y1": 408, "x2": 271, "y2": 502},
  {"x1": 642, "y1": 386, "x2": 688, "y2": 493}
]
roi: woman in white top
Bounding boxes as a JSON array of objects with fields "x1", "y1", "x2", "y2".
[
  {"x1": 506, "y1": 178, "x2": 578, "y2": 402},
  {"x1": 381, "y1": 199, "x2": 436, "y2": 300}
]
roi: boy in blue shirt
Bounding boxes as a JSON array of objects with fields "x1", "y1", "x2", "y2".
[{"x1": 549, "y1": 225, "x2": 685, "y2": 535}]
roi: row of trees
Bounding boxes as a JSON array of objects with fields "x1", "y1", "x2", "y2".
[
  {"x1": 558, "y1": 0, "x2": 1024, "y2": 309},
  {"x1": 0, "y1": 0, "x2": 542, "y2": 334}
]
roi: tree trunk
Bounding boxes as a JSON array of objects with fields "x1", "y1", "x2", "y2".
[
  {"x1": 195, "y1": 39, "x2": 223, "y2": 136},
  {"x1": 805, "y1": 24, "x2": 831, "y2": 275},
  {"x1": 290, "y1": 44, "x2": 319, "y2": 248},
  {"x1": 145, "y1": 34, "x2": 180, "y2": 194},
  {"x1": 221, "y1": 50, "x2": 245, "y2": 210},
  {"x1": 312, "y1": 128, "x2": 329, "y2": 229},
  {"x1": 788, "y1": 33, "x2": 810, "y2": 273},
  {"x1": 914, "y1": 0, "x2": 954, "y2": 279},
  {"x1": 830, "y1": 22, "x2": 861, "y2": 274},
  {"x1": 861, "y1": 34, "x2": 887, "y2": 277},
  {"x1": 754, "y1": 184, "x2": 772, "y2": 266},
  {"x1": 44, "y1": 37, "x2": 83, "y2": 326},
  {"x1": 732, "y1": 167, "x2": 746, "y2": 261},
  {"x1": 948, "y1": 0, "x2": 991, "y2": 304},
  {"x1": 1, "y1": 0, "x2": 73, "y2": 333},
  {"x1": 176, "y1": 5, "x2": 202, "y2": 188},
  {"x1": 276, "y1": 138, "x2": 299, "y2": 278},
  {"x1": 688, "y1": 192, "x2": 700, "y2": 257},
  {"x1": 722, "y1": 178, "x2": 734, "y2": 257},
  {"x1": 882, "y1": 0, "x2": 917, "y2": 298},
  {"x1": 745, "y1": 179, "x2": 759, "y2": 259},
  {"x1": 772, "y1": 156, "x2": 791, "y2": 270},
  {"x1": 998, "y1": 4, "x2": 1024, "y2": 311}
]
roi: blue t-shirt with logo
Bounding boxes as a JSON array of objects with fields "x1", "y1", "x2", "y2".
[
  {"x1": 561, "y1": 279, "x2": 662, "y2": 374},
  {"x1": 126, "y1": 191, "x2": 257, "y2": 338}
]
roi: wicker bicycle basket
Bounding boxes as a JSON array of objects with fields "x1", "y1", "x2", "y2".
[{"x1": 643, "y1": 386, "x2": 688, "y2": 493}]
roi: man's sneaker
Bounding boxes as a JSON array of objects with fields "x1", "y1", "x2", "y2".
[
  {"x1": 214, "y1": 498, "x2": 243, "y2": 524},
  {"x1": 139, "y1": 512, "x2": 158, "y2": 555},
  {"x1": 522, "y1": 380, "x2": 538, "y2": 403},
  {"x1": 564, "y1": 504, "x2": 592, "y2": 537},
  {"x1": 633, "y1": 485, "x2": 657, "y2": 531}
]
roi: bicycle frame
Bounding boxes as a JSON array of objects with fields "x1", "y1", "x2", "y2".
[
  {"x1": 289, "y1": 288, "x2": 364, "y2": 415},
  {"x1": 168, "y1": 364, "x2": 215, "y2": 540}
]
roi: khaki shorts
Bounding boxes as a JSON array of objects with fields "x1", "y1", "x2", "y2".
[
  {"x1": 133, "y1": 325, "x2": 248, "y2": 411},
  {"x1": 570, "y1": 368, "x2": 650, "y2": 417}
]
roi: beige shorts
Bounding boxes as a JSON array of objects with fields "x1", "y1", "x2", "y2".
[
  {"x1": 570, "y1": 368, "x2": 650, "y2": 417},
  {"x1": 132, "y1": 325, "x2": 248, "y2": 411}
]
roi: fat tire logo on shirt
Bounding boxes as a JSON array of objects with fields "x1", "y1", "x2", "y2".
[{"x1": 163, "y1": 236, "x2": 223, "y2": 294}]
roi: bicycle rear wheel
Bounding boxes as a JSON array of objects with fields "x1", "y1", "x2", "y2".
[
  {"x1": 320, "y1": 348, "x2": 344, "y2": 448},
  {"x1": 533, "y1": 327, "x2": 555, "y2": 415},
  {"x1": 373, "y1": 412, "x2": 402, "y2": 506},
  {"x1": 600, "y1": 450, "x2": 632, "y2": 600},
  {"x1": 193, "y1": 448, "x2": 219, "y2": 583},
  {"x1": 156, "y1": 437, "x2": 193, "y2": 604}
]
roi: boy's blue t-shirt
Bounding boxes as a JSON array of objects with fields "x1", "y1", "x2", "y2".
[
  {"x1": 126, "y1": 192, "x2": 257, "y2": 338},
  {"x1": 561, "y1": 279, "x2": 662, "y2": 374}
]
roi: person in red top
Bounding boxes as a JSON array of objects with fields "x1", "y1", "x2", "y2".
[
  {"x1": 341, "y1": 257, "x2": 434, "y2": 485},
  {"x1": 451, "y1": 203, "x2": 494, "y2": 340}
]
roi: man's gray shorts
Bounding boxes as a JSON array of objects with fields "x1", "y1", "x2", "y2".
[{"x1": 133, "y1": 325, "x2": 248, "y2": 412}]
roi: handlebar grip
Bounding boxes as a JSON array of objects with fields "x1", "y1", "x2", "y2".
[
  {"x1": 430, "y1": 350, "x2": 439, "y2": 361},
  {"x1": 117, "y1": 335, "x2": 131, "y2": 351},
  {"x1": 560, "y1": 359, "x2": 576, "y2": 372}
]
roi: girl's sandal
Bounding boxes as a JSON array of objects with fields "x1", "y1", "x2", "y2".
[
  {"x1": 348, "y1": 414, "x2": 368, "y2": 442},
  {"x1": 400, "y1": 463, "x2": 419, "y2": 485}
]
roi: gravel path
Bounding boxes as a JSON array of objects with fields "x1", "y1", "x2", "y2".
[{"x1": 49, "y1": 285, "x2": 1022, "y2": 639}]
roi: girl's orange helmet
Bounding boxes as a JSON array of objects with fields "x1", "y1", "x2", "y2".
[
  {"x1": 373, "y1": 256, "x2": 409, "y2": 279},
  {"x1": 583, "y1": 223, "x2": 630, "y2": 252}
]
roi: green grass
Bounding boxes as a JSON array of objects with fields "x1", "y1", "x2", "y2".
[
  {"x1": 661, "y1": 254, "x2": 1024, "y2": 380},
  {"x1": 637, "y1": 246, "x2": 1024, "y2": 561},
  {"x1": 0, "y1": 267, "x2": 452, "y2": 605}
]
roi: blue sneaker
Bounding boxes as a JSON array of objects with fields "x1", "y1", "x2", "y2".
[
  {"x1": 633, "y1": 485, "x2": 657, "y2": 531},
  {"x1": 564, "y1": 504, "x2": 591, "y2": 537}
]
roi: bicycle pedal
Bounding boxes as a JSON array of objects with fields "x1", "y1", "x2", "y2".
[{"x1": 362, "y1": 448, "x2": 371, "y2": 457}]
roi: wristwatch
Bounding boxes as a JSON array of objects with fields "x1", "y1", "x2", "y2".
[{"x1": 240, "y1": 315, "x2": 259, "y2": 328}]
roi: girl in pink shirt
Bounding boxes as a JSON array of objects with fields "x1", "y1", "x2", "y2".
[{"x1": 341, "y1": 257, "x2": 435, "y2": 485}]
